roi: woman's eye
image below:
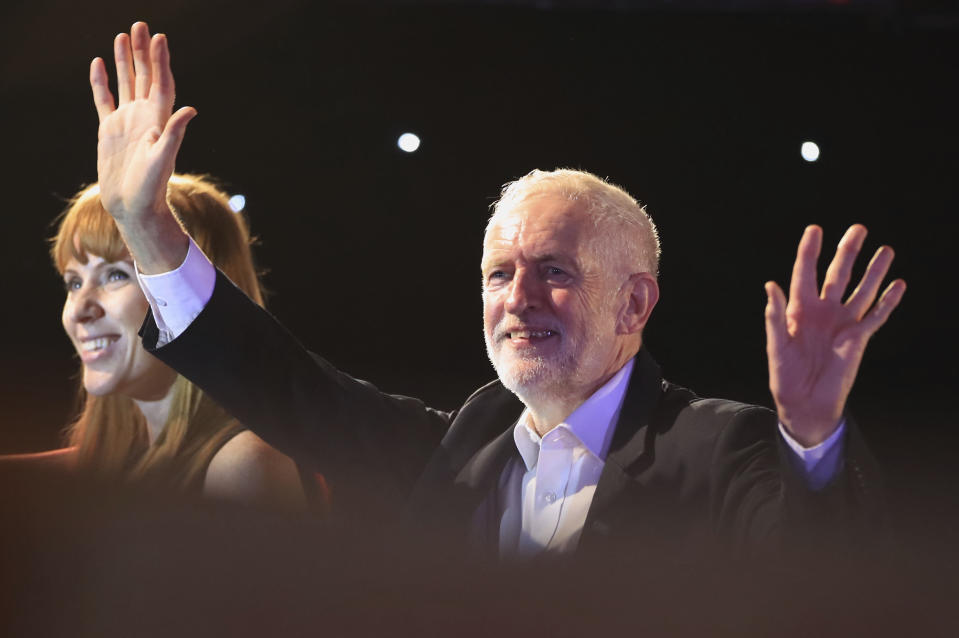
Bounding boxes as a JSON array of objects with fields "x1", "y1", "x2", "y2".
[
  {"x1": 106, "y1": 268, "x2": 130, "y2": 283},
  {"x1": 64, "y1": 277, "x2": 81, "y2": 292}
]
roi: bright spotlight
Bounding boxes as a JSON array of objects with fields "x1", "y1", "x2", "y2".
[
  {"x1": 228, "y1": 194, "x2": 246, "y2": 212},
  {"x1": 398, "y1": 132, "x2": 421, "y2": 153},
  {"x1": 801, "y1": 141, "x2": 820, "y2": 162}
]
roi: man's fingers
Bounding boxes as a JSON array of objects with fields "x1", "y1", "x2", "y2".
[
  {"x1": 150, "y1": 33, "x2": 175, "y2": 112},
  {"x1": 845, "y1": 245, "x2": 896, "y2": 320},
  {"x1": 821, "y1": 224, "x2": 867, "y2": 302},
  {"x1": 154, "y1": 106, "x2": 197, "y2": 164},
  {"x1": 788, "y1": 225, "x2": 823, "y2": 305},
  {"x1": 764, "y1": 281, "x2": 789, "y2": 356},
  {"x1": 858, "y1": 279, "x2": 906, "y2": 337},
  {"x1": 130, "y1": 22, "x2": 153, "y2": 99},
  {"x1": 89, "y1": 58, "x2": 116, "y2": 121},
  {"x1": 114, "y1": 33, "x2": 135, "y2": 104}
]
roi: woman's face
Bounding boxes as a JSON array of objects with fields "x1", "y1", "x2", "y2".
[{"x1": 61, "y1": 249, "x2": 175, "y2": 399}]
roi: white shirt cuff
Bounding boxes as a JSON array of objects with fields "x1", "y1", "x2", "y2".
[
  {"x1": 135, "y1": 237, "x2": 216, "y2": 346},
  {"x1": 778, "y1": 419, "x2": 846, "y2": 491}
]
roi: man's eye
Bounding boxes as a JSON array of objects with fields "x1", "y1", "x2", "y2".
[
  {"x1": 488, "y1": 271, "x2": 508, "y2": 281},
  {"x1": 546, "y1": 267, "x2": 566, "y2": 277}
]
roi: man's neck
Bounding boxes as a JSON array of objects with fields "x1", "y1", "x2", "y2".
[
  {"x1": 525, "y1": 399, "x2": 582, "y2": 438},
  {"x1": 523, "y1": 359, "x2": 637, "y2": 438}
]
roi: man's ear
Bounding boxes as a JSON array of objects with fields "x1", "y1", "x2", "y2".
[{"x1": 617, "y1": 272, "x2": 659, "y2": 335}]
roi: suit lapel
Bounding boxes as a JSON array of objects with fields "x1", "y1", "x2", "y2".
[
  {"x1": 582, "y1": 349, "x2": 664, "y2": 539},
  {"x1": 413, "y1": 351, "x2": 667, "y2": 551},
  {"x1": 454, "y1": 425, "x2": 517, "y2": 491},
  {"x1": 409, "y1": 381, "x2": 523, "y2": 546}
]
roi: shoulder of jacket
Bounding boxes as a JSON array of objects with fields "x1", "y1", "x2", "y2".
[
  {"x1": 661, "y1": 380, "x2": 776, "y2": 424},
  {"x1": 461, "y1": 379, "x2": 509, "y2": 404}
]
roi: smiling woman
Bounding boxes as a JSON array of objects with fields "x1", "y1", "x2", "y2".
[
  {"x1": 61, "y1": 254, "x2": 173, "y2": 402},
  {"x1": 4, "y1": 174, "x2": 318, "y2": 509}
]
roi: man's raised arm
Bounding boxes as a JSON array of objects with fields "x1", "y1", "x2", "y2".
[{"x1": 89, "y1": 21, "x2": 195, "y2": 274}]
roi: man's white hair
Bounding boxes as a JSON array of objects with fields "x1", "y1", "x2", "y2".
[{"x1": 488, "y1": 168, "x2": 661, "y2": 276}]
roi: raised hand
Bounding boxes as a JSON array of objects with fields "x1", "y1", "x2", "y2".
[
  {"x1": 764, "y1": 225, "x2": 906, "y2": 447},
  {"x1": 89, "y1": 22, "x2": 195, "y2": 272}
]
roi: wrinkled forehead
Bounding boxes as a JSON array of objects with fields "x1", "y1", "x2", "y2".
[{"x1": 483, "y1": 193, "x2": 595, "y2": 254}]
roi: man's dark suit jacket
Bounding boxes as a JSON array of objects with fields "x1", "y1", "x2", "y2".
[{"x1": 142, "y1": 271, "x2": 883, "y2": 557}]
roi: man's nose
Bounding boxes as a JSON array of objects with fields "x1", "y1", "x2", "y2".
[{"x1": 505, "y1": 268, "x2": 541, "y2": 315}]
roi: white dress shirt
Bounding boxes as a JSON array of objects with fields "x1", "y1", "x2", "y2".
[
  {"x1": 137, "y1": 237, "x2": 846, "y2": 556},
  {"x1": 496, "y1": 359, "x2": 633, "y2": 557}
]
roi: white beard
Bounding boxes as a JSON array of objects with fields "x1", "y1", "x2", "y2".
[{"x1": 484, "y1": 326, "x2": 599, "y2": 410}]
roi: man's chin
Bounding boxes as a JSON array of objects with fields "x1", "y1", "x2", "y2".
[{"x1": 496, "y1": 364, "x2": 563, "y2": 402}]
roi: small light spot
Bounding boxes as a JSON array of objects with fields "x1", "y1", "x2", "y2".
[
  {"x1": 801, "y1": 141, "x2": 820, "y2": 162},
  {"x1": 228, "y1": 194, "x2": 246, "y2": 212},
  {"x1": 398, "y1": 132, "x2": 421, "y2": 153}
]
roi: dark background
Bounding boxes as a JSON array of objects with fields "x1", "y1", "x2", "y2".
[{"x1": 1, "y1": 0, "x2": 956, "y2": 536}]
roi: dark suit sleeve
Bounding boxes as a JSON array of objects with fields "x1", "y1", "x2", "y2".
[
  {"x1": 140, "y1": 270, "x2": 451, "y2": 502},
  {"x1": 710, "y1": 404, "x2": 885, "y2": 553},
  {"x1": 778, "y1": 414, "x2": 886, "y2": 547}
]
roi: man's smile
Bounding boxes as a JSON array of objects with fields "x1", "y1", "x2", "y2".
[
  {"x1": 507, "y1": 329, "x2": 557, "y2": 339},
  {"x1": 497, "y1": 326, "x2": 561, "y2": 349}
]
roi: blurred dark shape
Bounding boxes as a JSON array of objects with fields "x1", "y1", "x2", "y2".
[{"x1": 2, "y1": 465, "x2": 957, "y2": 637}]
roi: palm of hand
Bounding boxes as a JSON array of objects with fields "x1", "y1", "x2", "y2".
[
  {"x1": 765, "y1": 225, "x2": 905, "y2": 446},
  {"x1": 97, "y1": 99, "x2": 170, "y2": 220},
  {"x1": 770, "y1": 297, "x2": 867, "y2": 438},
  {"x1": 89, "y1": 25, "x2": 194, "y2": 225}
]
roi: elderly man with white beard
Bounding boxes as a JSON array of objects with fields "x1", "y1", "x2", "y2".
[{"x1": 88, "y1": 22, "x2": 904, "y2": 557}]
